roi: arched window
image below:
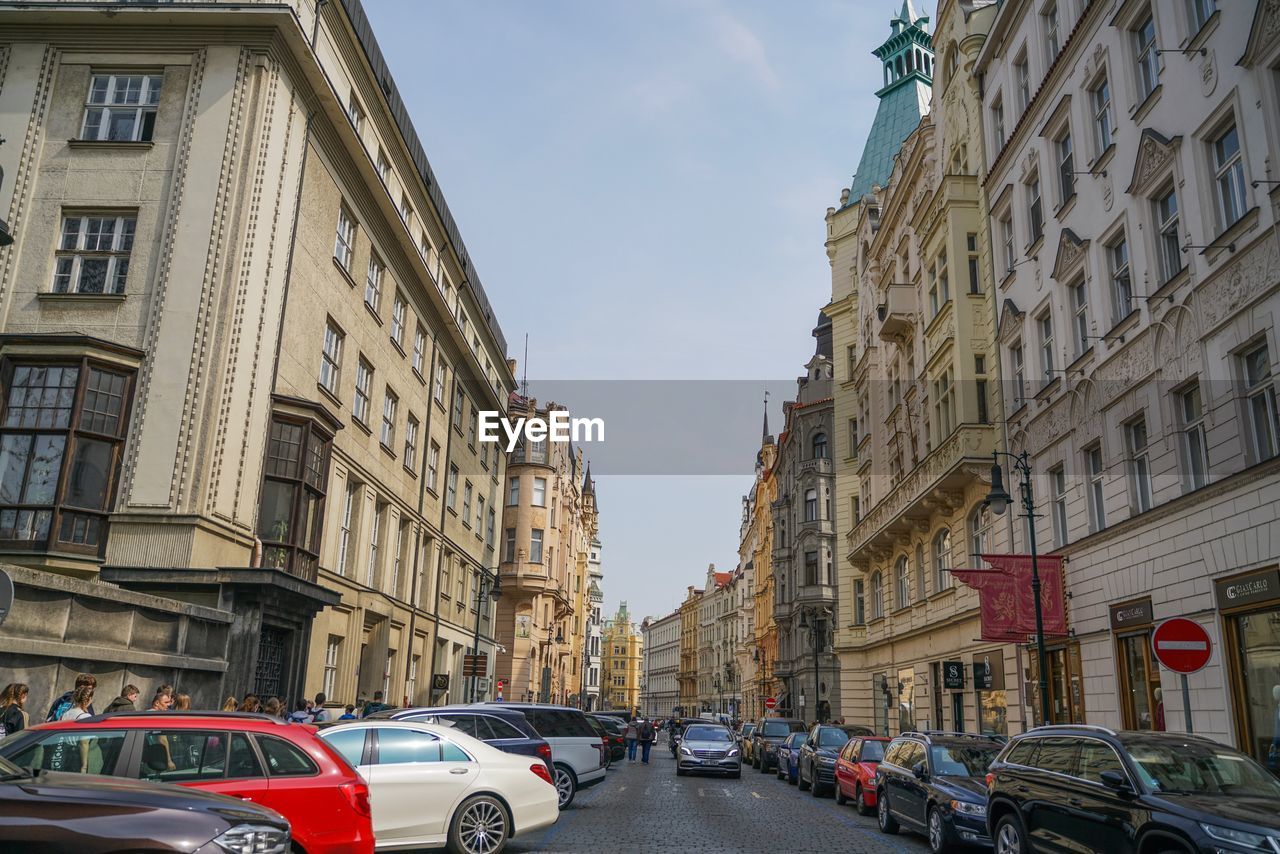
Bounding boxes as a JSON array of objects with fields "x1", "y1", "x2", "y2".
[
  {"x1": 870, "y1": 571, "x2": 884, "y2": 619},
  {"x1": 970, "y1": 504, "x2": 993, "y2": 557},
  {"x1": 804, "y1": 489, "x2": 818, "y2": 522},
  {"x1": 895, "y1": 555, "x2": 910, "y2": 608},
  {"x1": 933, "y1": 528, "x2": 953, "y2": 591},
  {"x1": 812, "y1": 431, "x2": 828, "y2": 460}
]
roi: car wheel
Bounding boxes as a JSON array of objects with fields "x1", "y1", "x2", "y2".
[
  {"x1": 928, "y1": 806, "x2": 949, "y2": 854},
  {"x1": 759, "y1": 757, "x2": 770, "y2": 773},
  {"x1": 811, "y1": 775, "x2": 825, "y2": 798},
  {"x1": 856, "y1": 784, "x2": 872, "y2": 816},
  {"x1": 797, "y1": 764, "x2": 811, "y2": 791},
  {"x1": 447, "y1": 794, "x2": 509, "y2": 854},
  {"x1": 835, "y1": 781, "x2": 848, "y2": 805},
  {"x1": 775, "y1": 762, "x2": 785, "y2": 780},
  {"x1": 877, "y1": 790, "x2": 899, "y2": 834},
  {"x1": 994, "y1": 814, "x2": 1028, "y2": 854},
  {"x1": 553, "y1": 763, "x2": 577, "y2": 810},
  {"x1": 676, "y1": 767, "x2": 686, "y2": 777},
  {"x1": 729, "y1": 769, "x2": 741, "y2": 779}
]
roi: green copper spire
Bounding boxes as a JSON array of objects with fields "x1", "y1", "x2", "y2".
[{"x1": 844, "y1": 2, "x2": 934, "y2": 205}]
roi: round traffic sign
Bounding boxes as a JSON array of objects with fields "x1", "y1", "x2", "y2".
[
  {"x1": 764, "y1": 697, "x2": 777, "y2": 710},
  {"x1": 1152, "y1": 617, "x2": 1212, "y2": 674}
]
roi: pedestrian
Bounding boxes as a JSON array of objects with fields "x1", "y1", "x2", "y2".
[
  {"x1": 104, "y1": 684, "x2": 140, "y2": 714},
  {"x1": 173, "y1": 693, "x2": 191, "y2": 712},
  {"x1": 362, "y1": 690, "x2": 390, "y2": 717},
  {"x1": 263, "y1": 697, "x2": 282, "y2": 719},
  {"x1": 286, "y1": 699, "x2": 313, "y2": 724},
  {"x1": 637, "y1": 715, "x2": 656, "y2": 765},
  {"x1": 0, "y1": 683, "x2": 29, "y2": 739},
  {"x1": 221, "y1": 696, "x2": 238, "y2": 712},
  {"x1": 46, "y1": 673, "x2": 97, "y2": 722},
  {"x1": 311, "y1": 692, "x2": 330, "y2": 722},
  {"x1": 148, "y1": 687, "x2": 172, "y2": 712},
  {"x1": 61, "y1": 685, "x2": 95, "y2": 723},
  {"x1": 624, "y1": 716, "x2": 639, "y2": 762},
  {"x1": 339, "y1": 704, "x2": 357, "y2": 720},
  {"x1": 238, "y1": 693, "x2": 260, "y2": 713}
]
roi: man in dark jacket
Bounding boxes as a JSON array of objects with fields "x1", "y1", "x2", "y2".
[
  {"x1": 362, "y1": 690, "x2": 391, "y2": 717},
  {"x1": 104, "y1": 685, "x2": 139, "y2": 714},
  {"x1": 46, "y1": 673, "x2": 97, "y2": 722}
]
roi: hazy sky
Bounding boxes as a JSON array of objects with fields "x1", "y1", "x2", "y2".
[{"x1": 365, "y1": 0, "x2": 894, "y2": 622}]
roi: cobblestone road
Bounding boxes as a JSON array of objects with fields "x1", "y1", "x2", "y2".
[{"x1": 510, "y1": 747, "x2": 931, "y2": 854}]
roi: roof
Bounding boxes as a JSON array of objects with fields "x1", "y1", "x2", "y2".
[{"x1": 714, "y1": 572, "x2": 731, "y2": 587}]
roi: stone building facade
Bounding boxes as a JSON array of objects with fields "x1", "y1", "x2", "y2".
[
  {"x1": 640, "y1": 610, "x2": 680, "y2": 718},
  {"x1": 583, "y1": 536, "x2": 604, "y2": 710},
  {"x1": 677, "y1": 584, "x2": 702, "y2": 715},
  {"x1": 601, "y1": 601, "x2": 642, "y2": 713},
  {"x1": 741, "y1": 420, "x2": 777, "y2": 720}
]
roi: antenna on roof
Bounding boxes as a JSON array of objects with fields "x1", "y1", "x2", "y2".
[{"x1": 521, "y1": 333, "x2": 529, "y2": 400}]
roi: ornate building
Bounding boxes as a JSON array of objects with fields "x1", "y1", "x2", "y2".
[
  {"x1": 601, "y1": 601, "x2": 642, "y2": 712},
  {"x1": 677, "y1": 584, "x2": 702, "y2": 715},
  {"x1": 742, "y1": 414, "x2": 778, "y2": 720},
  {"x1": 583, "y1": 537, "x2": 604, "y2": 710},
  {"x1": 640, "y1": 610, "x2": 680, "y2": 718}
]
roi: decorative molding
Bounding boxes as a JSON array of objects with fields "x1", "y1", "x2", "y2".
[
  {"x1": 1199, "y1": 49, "x2": 1217, "y2": 97},
  {"x1": 1195, "y1": 232, "x2": 1280, "y2": 334},
  {"x1": 1241, "y1": 0, "x2": 1280, "y2": 68},
  {"x1": 997, "y1": 298, "x2": 1024, "y2": 344},
  {"x1": 0, "y1": 45, "x2": 58, "y2": 305},
  {"x1": 1050, "y1": 228, "x2": 1090, "y2": 282},
  {"x1": 1125, "y1": 128, "x2": 1182, "y2": 196}
]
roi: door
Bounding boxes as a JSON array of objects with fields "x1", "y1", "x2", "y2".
[
  {"x1": 143, "y1": 730, "x2": 272, "y2": 805},
  {"x1": 1022, "y1": 737, "x2": 1081, "y2": 854},
  {"x1": 366, "y1": 726, "x2": 475, "y2": 844},
  {"x1": 1117, "y1": 632, "x2": 1163, "y2": 731},
  {"x1": 951, "y1": 693, "x2": 965, "y2": 732},
  {"x1": 897, "y1": 742, "x2": 929, "y2": 829},
  {"x1": 1068, "y1": 739, "x2": 1136, "y2": 853}
]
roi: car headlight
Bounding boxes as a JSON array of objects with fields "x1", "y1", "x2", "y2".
[
  {"x1": 818, "y1": 756, "x2": 837, "y2": 766},
  {"x1": 949, "y1": 799, "x2": 987, "y2": 817},
  {"x1": 727, "y1": 748, "x2": 739, "y2": 757},
  {"x1": 213, "y1": 824, "x2": 290, "y2": 854},
  {"x1": 680, "y1": 746, "x2": 692, "y2": 755},
  {"x1": 1200, "y1": 823, "x2": 1277, "y2": 851}
]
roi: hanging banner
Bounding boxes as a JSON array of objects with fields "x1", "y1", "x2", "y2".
[{"x1": 950, "y1": 554, "x2": 1068, "y2": 642}]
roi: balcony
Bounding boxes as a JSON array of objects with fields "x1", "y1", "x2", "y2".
[
  {"x1": 798, "y1": 457, "x2": 834, "y2": 477},
  {"x1": 876, "y1": 284, "x2": 918, "y2": 342}
]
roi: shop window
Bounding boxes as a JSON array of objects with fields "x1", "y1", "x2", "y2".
[
  {"x1": 1226, "y1": 596, "x2": 1280, "y2": 766},
  {"x1": 1028, "y1": 641, "x2": 1086, "y2": 726},
  {"x1": 1117, "y1": 629, "x2": 1165, "y2": 731}
]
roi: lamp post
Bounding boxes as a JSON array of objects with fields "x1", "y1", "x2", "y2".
[
  {"x1": 983, "y1": 450, "x2": 1052, "y2": 726},
  {"x1": 469, "y1": 567, "x2": 502, "y2": 703},
  {"x1": 723, "y1": 662, "x2": 736, "y2": 721},
  {"x1": 713, "y1": 673, "x2": 722, "y2": 716},
  {"x1": 798, "y1": 606, "x2": 829, "y2": 723}
]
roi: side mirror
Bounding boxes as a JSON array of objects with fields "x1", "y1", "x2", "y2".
[
  {"x1": 912, "y1": 761, "x2": 928, "y2": 780},
  {"x1": 1099, "y1": 770, "x2": 1133, "y2": 793}
]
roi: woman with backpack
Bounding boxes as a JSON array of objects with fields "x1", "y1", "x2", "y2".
[{"x1": 637, "y1": 716, "x2": 656, "y2": 765}]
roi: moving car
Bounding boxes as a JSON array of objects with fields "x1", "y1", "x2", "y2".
[
  {"x1": 834, "y1": 735, "x2": 890, "y2": 814},
  {"x1": 774, "y1": 732, "x2": 807, "y2": 785},
  {"x1": 367, "y1": 705, "x2": 554, "y2": 776},
  {"x1": 472, "y1": 703, "x2": 606, "y2": 809},
  {"x1": 797, "y1": 724, "x2": 873, "y2": 797},
  {"x1": 739, "y1": 722, "x2": 757, "y2": 764},
  {"x1": 986, "y1": 725, "x2": 1280, "y2": 854},
  {"x1": 588, "y1": 713, "x2": 627, "y2": 762},
  {"x1": 0, "y1": 751, "x2": 291, "y2": 852},
  {"x1": 318, "y1": 719, "x2": 558, "y2": 853},
  {"x1": 750, "y1": 718, "x2": 808, "y2": 773},
  {"x1": 669, "y1": 717, "x2": 719, "y2": 758},
  {"x1": 675, "y1": 723, "x2": 741, "y2": 778},
  {"x1": 0, "y1": 710, "x2": 372, "y2": 854},
  {"x1": 876, "y1": 731, "x2": 1003, "y2": 853}
]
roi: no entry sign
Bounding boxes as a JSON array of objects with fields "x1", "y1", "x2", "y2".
[
  {"x1": 1152, "y1": 617, "x2": 1212, "y2": 674},
  {"x1": 764, "y1": 697, "x2": 777, "y2": 710}
]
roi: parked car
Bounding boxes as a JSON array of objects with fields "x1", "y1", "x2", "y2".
[
  {"x1": 986, "y1": 724, "x2": 1280, "y2": 854},
  {"x1": 739, "y1": 722, "x2": 757, "y2": 763},
  {"x1": 835, "y1": 735, "x2": 890, "y2": 814},
  {"x1": 472, "y1": 703, "x2": 606, "y2": 809},
  {"x1": 675, "y1": 723, "x2": 741, "y2": 778},
  {"x1": 797, "y1": 724, "x2": 874, "y2": 797},
  {"x1": 750, "y1": 718, "x2": 808, "y2": 773},
  {"x1": 585, "y1": 715, "x2": 615, "y2": 768},
  {"x1": 367, "y1": 705, "x2": 554, "y2": 776},
  {"x1": 588, "y1": 713, "x2": 628, "y2": 762},
  {"x1": 0, "y1": 710, "x2": 373, "y2": 854},
  {"x1": 318, "y1": 719, "x2": 558, "y2": 852},
  {"x1": 876, "y1": 731, "x2": 1003, "y2": 853},
  {"x1": 774, "y1": 731, "x2": 808, "y2": 784},
  {"x1": 0, "y1": 751, "x2": 291, "y2": 852},
  {"x1": 669, "y1": 717, "x2": 719, "y2": 757}
]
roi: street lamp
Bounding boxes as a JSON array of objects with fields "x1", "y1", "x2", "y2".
[
  {"x1": 984, "y1": 450, "x2": 1051, "y2": 727},
  {"x1": 798, "y1": 606, "x2": 830, "y2": 723},
  {"x1": 713, "y1": 673, "x2": 722, "y2": 716},
  {"x1": 469, "y1": 568, "x2": 502, "y2": 703}
]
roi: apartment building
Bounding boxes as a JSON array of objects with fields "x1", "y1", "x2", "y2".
[
  {"x1": 601, "y1": 601, "x2": 642, "y2": 713},
  {"x1": 641, "y1": 610, "x2": 680, "y2": 718},
  {"x1": 583, "y1": 537, "x2": 604, "y2": 710},
  {"x1": 677, "y1": 585, "x2": 702, "y2": 715}
]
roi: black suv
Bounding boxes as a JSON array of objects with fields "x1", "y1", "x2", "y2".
[
  {"x1": 876, "y1": 730, "x2": 1003, "y2": 853},
  {"x1": 986, "y1": 725, "x2": 1280, "y2": 854},
  {"x1": 750, "y1": 718, "x2": 809, "y2": 773}
]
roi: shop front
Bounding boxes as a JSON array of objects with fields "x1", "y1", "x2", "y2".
[
  {"x1": 973, "y1": 648, "x2": 1008, "y2": 736},
  {"x1": 1110, "y1": 597, "x2": 1165, "y2": 731},
  {"x1": 1217, "y1": 567, "x2": 1280, "y2": 771},
  {"x1": 1027, "y1": 640, "x2": 1086, "y2": 727}
]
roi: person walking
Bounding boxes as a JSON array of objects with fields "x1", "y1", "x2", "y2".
[
  {"x1": 238, "y1": 694, "x2": 260, "y2": 713},
  {"x1": 46, "y1": 673, "x2": 97, "y2": 722},
  {"x1": 310, "y1": 692, "x2": 330, "y2": 722},
  {"x1": 104, "y1": 685, "x2": 139, "y2": 714},
  {"x1": 61, "y1": 686, "x2": 95, "y2": 723},
  {"x1": 172, "y1": 693, "x2": 191, "y2": 712},
  {"x1": 362, "y1": 691, "x2": 391, "y2": 717},
  {"x1": 637, "y1": 716, "x2": 656, "y2": 765},
  {"x1": 221, "y1": 696, "x2": 238, "y2": 712},
  {"x1": 286, "y1": 700, "x2": 313, "y2": 724},
  {"x1": 338, "y1": 704, "x2": 358, "y2": 720},
  {"x1": 0, "y1": 684, "x2": 29, "y2": 740},
  {"x1": 262, "y1": 697, "x2": 283, "y2": 719},
  {"x1": 624, "y1": 716, "x2": 639, "y2": 762},
  {"x1": 148, "y1": 687, "x2": 173, "y2": 712}
]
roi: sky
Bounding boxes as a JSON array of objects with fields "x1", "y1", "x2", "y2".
[{"x1": 365, "y1": 0, "x2": 895, "y2": 623}]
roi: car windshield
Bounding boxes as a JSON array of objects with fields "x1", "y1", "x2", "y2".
[
  {"x1": 930, "y1": 744, "x2": 1001, "y2": 776},
  {"x1": 685, "y1": 726, "x2": 732, "y2": 742},
  {"x1": 818, "y1": 728, "x2": 851, "y2": 748},
  {"x1": 762, "y1": 720, "x2": 806, "y2": 737},
  {"x1": 1127, "y1": 741, "x2": 1280, "y2": 796},
  {"x1": 859, "y1": 741, "x2": 886, "y2": 762},
  {"x1": 742, "y1": 725, "x2": 755, "y2": 735}
]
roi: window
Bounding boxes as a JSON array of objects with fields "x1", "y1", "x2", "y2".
[
  {"x1": 1012, "y1": 341, "x2": 1026, "y2": 406},
  {"x1": 319, "y1": 321, "x2": 343, "y2": 396},
  {"x1": 1177, "y1": 384, "x2": 1207, "y2": 490},
  {"x1": 323, "y1": 636, "x2": 340, "y2": 699},
  {"x1": 374, "y1": 728, "x2": 442, "y2": 765},
  {"x1": 462, "y1": 481, "x2": 473, "y2": 525},
  {"x1": 1127, "y1": 417, "x2": 1152, "y2": 513},
  {"x1": 934, "y1": 368, "x2": 956, "y2": 438},
  {"x1": 400, "y1": 192, "x2": 412, "y2": 225},
  {"x1": 427, "y1": 442, "x2": 440, "y2": 492},
  {"x1": 507, "y1": 477, "x2": 520, "y2": 506},
  {"x1": 530, "y1": 529, "x2": 544, "y2": 563},
  {"x1": 969, "y1": 504, "x2": 992, "y2": 557},
  {"x1": 1086, "y1": 444, "x2": 1106, "y2": 531},
  {"x1": 1154, "y1": 186, "x2": 1182, "y2": 284},
  {"x1": 391, "y1": 520, "x2": 408, "y2": 596},
  {"x1": 433, "y1": 362, "x2": 446, "y2": 403},
  {"x1": 811, "y1": 431, "x2": 827, "y2": 459},
  {"x1": 404, "y1": 414, "x2": 419, "y2": 467},
  {"x1": 1056, "y1": 129, "x2": 1075, "y2": 203},
  {"x1": 848, "y1": 418, "x2": 859, "y2": 457},
  {"x1": 1108, "y1": 234, "x2": 1132, "y2": 322},
  {"x1": 1044, "y1": 3, "x2": 1061, "y2": 57},
  {"x1": 364, "y1": 255, "x2": 384, "y2": 314},
  {"x1": 412, "y1": 326, "x2": 427, "y2": 376},
  {"x1": 1001, "y1": 213, "x2": 1016, "y2": 275},
  {"x1": 0, "y1": 362, "x2": 134, "y2": 554},
  {"x1": 380, "y1": 388, "x2": 398, "y2": 448},
  {"x1": 805, "y1": 551, "x2": 819, "y2": 586},
  {"x1": 1027, "y1": 173, "x2": 1044, "y2": 243},
  {"x1": 80, "y1": 73, "x2": 161, "y2": 142},
  {"x1": 894, "y1": 555, "x2": 909, "y2": 608},
  {"x1": 467, "y1": 407, "x2": 477, "y2": 448},
  {"x1": 933, "y1": 529, "x2": 952, "y2": 591},
  {"x1": 1091, "y1": 75, "x2": 1113, "y2": 153},
  {"x1": 346, "y1": 92, "x2": 364, "y2": 133},
  {"x1": 975, "y1": 355, "x2": 990, "y2": 424},
  {"x1": 504, "y1": 528, "x2": 516, "y2": 563},
  {"x1": 1014, "y1": 52, "x2": 1030, "y2": 112},
  {"x1": 967, "y1": 233, "x2": 980, "y2": 294},
  {"x1": 375, "y1": 148, "x2": 391, "y2": 182},
  {"x1": 1133, "y1": 14, "x2": 1160, "y2": 101},
  {"x1": 1071, "y1": 280, "x2": 1089, "y2": 358},
  {"x1": 1038, "y1": 311, "x2": 1054, "y2": 379},
  {"x1": 1189, "y1": 0, "x2": 1216, "y2": 31},
  {"x1": 53, "y1": 215, "x2": 136, "y2": 295},
  {"x1": 334, "y1": 206, "x2": 356, "y2": 271},
  {"x1": 366, "y1": 502, "x2": 384, "y2": 587},
  {"x1": 452, "y1": 391, "x2": 464, "y2": 430},
  {"x1": 353, "y1": 358, "x2": 373, "y2": 424},
  {"x1": 991, "y1": 95, "x2": 1006, "y2": 150},
  {"x1": 336, "y1": 479, "x2": 358, "y2": 576},
  {"x1": 1242, "y1": 343, "x2": 1279, "y2": 461},
  {"x1": 446, "y1": 465, "x2": 458, "y2": 509},
  {"x1": 804, "y1": 488, "x2": 818, "y2": 522},
  {"x1": 532, "y1": 477, "x2": 547, "y2": 506},
  {"x1": 1210, "y1": 122, "x2": 1247, "y2": 232},
  {"x1": 391, "y1": 294, "x2": 407, "y2": 348},
  {"x1": 1048, "y1": 465, "x2": 1069, "y2": 548},
  {"x1": 869, "y1": 571, "x2": 884, "y2": 619},
  {"x1": 258, "y1": 416, "x2": 331, "y2": 577}
]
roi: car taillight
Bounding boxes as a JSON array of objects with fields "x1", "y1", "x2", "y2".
[
  {"x1": 340, "y1": 780, "x2": 372, "y2": 818},
  {"x1": 536, "y1": 743, "x2": 552, "y2": 762},
  {"x1": 531, "y1": 763, "x2": 555, "y2": 786}
]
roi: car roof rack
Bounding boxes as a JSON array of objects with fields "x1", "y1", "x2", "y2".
[
  {"x1": 80, "y1": 711, "x2": 285, "y2": 724},
  {"x1": 1025, "y1": 724, "x2": 1118, "y2": 736}
]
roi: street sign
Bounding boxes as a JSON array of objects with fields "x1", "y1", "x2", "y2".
[
  {"x1": 1152, "y1": 617, "x2": 1212, "y2": 674},
  {"x1": 462, "y1": 654, "x2": 488, "y2": 677},
  {"x1": 431, "y1": 674, "x2": 450, "y2": 692},
  {"x1": 475, "y1": 677, "x2": 490, "y2": 694},
  {"x1": 764, "y1": 697, "x2": 777, "y2": 710},
  {"x1": 943, "y1": 661, "x2": 965, "y2": 689}
]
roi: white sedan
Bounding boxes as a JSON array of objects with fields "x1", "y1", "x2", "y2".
[{"x1": 318, "y1": 719, "x2": 559, "y2": 853}]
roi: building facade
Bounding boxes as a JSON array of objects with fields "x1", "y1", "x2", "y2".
[
  {"x1": 978, "y1": 0, "x2": 1280, "y2": 762},
  {"x1": 742, "y1": 420, "x2": 778, "y2": 720},
  {"x1": 583, "y1": 537, "x2": 604, "y2": 710},
  {"x1": 641, "y1": 610, "x2": 680, "y2": 719},
  {"x1": 677, "y1": 585, "x2": 702, "y2": 715},
  {"x1": 601, "y1": 601, "x2": 642, "y2": 712}
]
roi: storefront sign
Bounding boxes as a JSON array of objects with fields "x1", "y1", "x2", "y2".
[
  {"x1": 942, "y1": 661, "x2": 965, "y2": 689},
  {"x1": 972, "y1": 649, "x2": 1005, "y2": 691},
  {"x1": 1214, "y1": 568, "x2": 1280, "y2": 610},
  {"x1": 431, "y1": 673, "x2": 450, "y2": 692},
  {"x1": 1109, "y1": 597, "x2": 1153, "y2": 631}
]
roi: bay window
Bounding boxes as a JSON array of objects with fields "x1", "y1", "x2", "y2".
[{"x1": 256, "y1": 415, "x2": 332, "y2": 580}]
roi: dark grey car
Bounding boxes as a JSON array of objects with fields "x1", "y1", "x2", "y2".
[
  {"x1": 751, "y1": 718, "x2": 809, "y2": 772},
  {"x1": 676, "y1": 724, "x2": 742, "y2": 778}
]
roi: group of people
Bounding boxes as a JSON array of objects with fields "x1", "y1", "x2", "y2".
[{"x1": 623, "y1": 715, "x2": 658, "y2": 764}]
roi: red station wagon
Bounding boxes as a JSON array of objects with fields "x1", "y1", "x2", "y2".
[
  {"x1": 834, "y1": 735, "x2": 891, "y2": 815},
  {"x1": 0, "y1": 711, "x2": 374, "y2": 854}
]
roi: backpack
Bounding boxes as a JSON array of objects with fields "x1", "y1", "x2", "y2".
[
  {"x1": 46, "y1": 693, "x2": 73, "y2": 723},
  {"x1": 638, "y1": 720, "x2": 655, "y2": 741}
]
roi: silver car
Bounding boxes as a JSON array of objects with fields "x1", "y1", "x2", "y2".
[{"x1": 676, "y1": 724, "x2": 742, "y2": 778}]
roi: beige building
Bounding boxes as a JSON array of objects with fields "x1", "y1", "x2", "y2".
[
  {"x1": 677, "y1": 585, "x2": 702, "y2": 715},
  {"x1": 978, "y1": 0, "x2": 1280, "y2": 760},
  {"x1": 601, "y1": 601, "x2": 642, "y2": 713},
  {"x1": 0, "y1": 0, "x2": 516, "y2": 711}
]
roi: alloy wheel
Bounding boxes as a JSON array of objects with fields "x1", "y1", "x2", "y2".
[
  {"x1": 928, "y1": 808, "x2": 943, "y2": 852},
  {"x1": 996, "y1": 820, "x2": 1023, "y2": 854},
  {"x1": 457, "y1": 798, "x2": 507, "y2": 854},
  {"x1": 555, "y1": 767, "x2": 575, "y2": 808}
]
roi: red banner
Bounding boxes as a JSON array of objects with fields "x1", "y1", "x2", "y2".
[{"x1": 950, "y1": 554, "x2": 1068, "y2": 643}]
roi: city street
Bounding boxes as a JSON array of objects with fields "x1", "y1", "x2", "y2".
[{"x1": 511, "y1": 750, "x2": 929, "y2": 854}]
